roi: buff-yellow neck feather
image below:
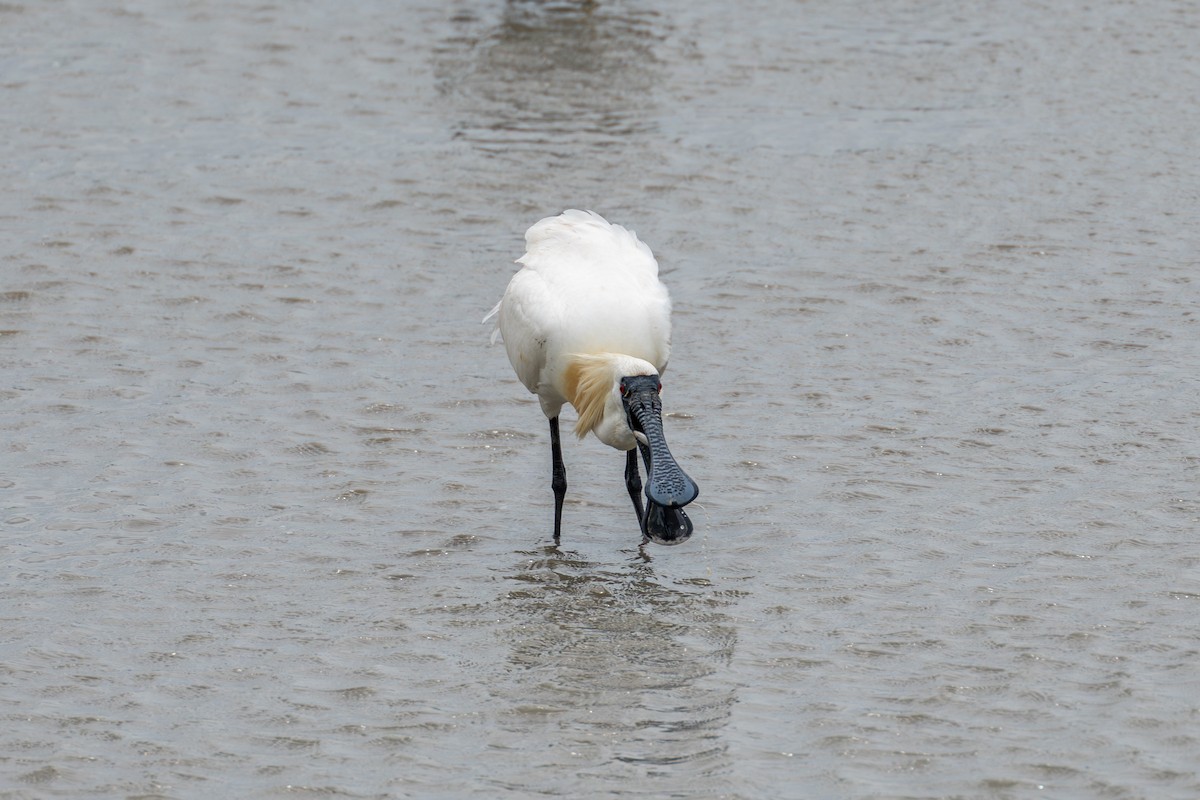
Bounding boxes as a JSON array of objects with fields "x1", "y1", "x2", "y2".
[{"x1": 562, "y1": 354, "x2": 618, "y2": 439}]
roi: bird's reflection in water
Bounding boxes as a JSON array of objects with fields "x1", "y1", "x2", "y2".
[
  {"x1": 487, "y1": 545, "x2": 737, "y2": 785},
  {"x1": 437, "y1": 0, "x2": 666, "y2": 149}
]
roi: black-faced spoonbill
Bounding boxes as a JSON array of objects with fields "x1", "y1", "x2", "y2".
[{"x1": 485, "y1": 210, "x2": 700, "y2": 546}]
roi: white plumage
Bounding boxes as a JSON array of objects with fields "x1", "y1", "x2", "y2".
[{"x1": 487, "y1": 209, "x2": 670, "y2": 447}]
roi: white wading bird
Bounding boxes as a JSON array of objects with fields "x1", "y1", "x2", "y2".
[{"x1": 484, "y1": 210, "x2": 699, "y2": 545}]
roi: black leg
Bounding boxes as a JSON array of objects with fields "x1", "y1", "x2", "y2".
[
  {"x1": 637, "y1": 439, "x2": 652, "y2": 475},
  {"x1": 549, "y1": 416, "x2": 567, "y2": 543},
  {"x1": 635, "y1": 441, "x2": 653, "y2": 544},
  {"x1": 625, "y1": 448, "x2": 644, "y2": 524}
]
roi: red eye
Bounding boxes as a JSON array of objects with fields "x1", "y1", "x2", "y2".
[
  {"x1": 619, "y1": 383, "x2": 627, "y2": 396},
  {"x1": 657, "y1": 382, "x2": 662, "y2": 392}
]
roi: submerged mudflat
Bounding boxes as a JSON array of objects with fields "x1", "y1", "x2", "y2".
[{"x1": 2, "y1": 1, "x2": 1197, "y2": 797}]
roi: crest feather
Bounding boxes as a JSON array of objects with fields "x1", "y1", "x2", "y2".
[{"x1": 563, "y1": 355, "x2": 617, "y2": 439}]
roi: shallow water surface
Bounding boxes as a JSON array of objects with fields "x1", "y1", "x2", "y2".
[{"x1": 2, "y1": 0, "x2": 1198, "y2": 797}]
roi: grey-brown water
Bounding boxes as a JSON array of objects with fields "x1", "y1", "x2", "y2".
[{"x1": 2, "y1": 0, "x2": 1198, "y2": 797}]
